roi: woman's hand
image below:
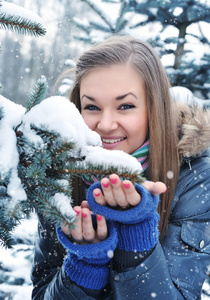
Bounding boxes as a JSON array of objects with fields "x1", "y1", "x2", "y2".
[
  {"x1": 61, "y1": 201, "x2": 108, "y2": 245},
  {"x1": 93, "y1": 174, "x2": 167, "y2": 208},
  {"x1": 61, "y1": 175, "x2": 166, "y2": 244}
]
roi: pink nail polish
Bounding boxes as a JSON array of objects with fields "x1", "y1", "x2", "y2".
[
  {"x1": 97, "y1": 215, "x2": 102, "y2": 221},
  {"x1": 123, "y1": 182, "x2": 130, "y2": 189},
  {"x1": 74, "y1": 210, "x2": 80, "y2": 216},
  {"x1": 110, "y1": 177, "x2": 117, "y2": 184},
  {"x1": 103, "y1": 182, "x2": 109, "y2": 188},
  {"x1": 94, "y1": 192, "x2": 100, "y2": 197},
  {"x1": 82, "y1": 213, "x2": 87, "y2": 218}
]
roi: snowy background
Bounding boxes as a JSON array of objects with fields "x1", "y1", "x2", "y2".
[{"x1": 0, "y1": 0, "x2": 210, "y2": 299}]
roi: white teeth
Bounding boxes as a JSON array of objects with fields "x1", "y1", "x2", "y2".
[{"x1": 102, "y1": 138, "x2": 125, "y2": 144}]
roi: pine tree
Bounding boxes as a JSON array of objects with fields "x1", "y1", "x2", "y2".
[
  {"x1": 72, "y1": 0, "x2": 210, "y2": 99},
  {"x1": 0, "y1": 0, "x2": 46, "y2": 248}
]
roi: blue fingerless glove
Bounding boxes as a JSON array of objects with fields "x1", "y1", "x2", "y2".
[
  {"x1": 87, "y1": 182, "x2": 160, "y2": 252},
  {"x1": 56, "y1": 222, "x2": 118, "y2": 290}
]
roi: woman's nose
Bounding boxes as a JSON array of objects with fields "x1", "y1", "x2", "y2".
[{"x1": 97, "y1": 112, "x2": 118, "y2": 132}]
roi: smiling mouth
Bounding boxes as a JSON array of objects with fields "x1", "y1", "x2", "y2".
[{"x1": 102, "y1": 137, "x2": 126, "y2": 144}]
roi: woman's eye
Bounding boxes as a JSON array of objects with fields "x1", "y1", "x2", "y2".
[
  {"x1": 119, "y1": 104, "x2": 135, "y2": 110},
  {"x1": 84, "y1": 105, "x2": 100, "y2": 111}
]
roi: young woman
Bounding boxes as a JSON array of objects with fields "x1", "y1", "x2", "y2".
[{"x1": 31, "y1": 36, "x2": 210, "y2": 299}]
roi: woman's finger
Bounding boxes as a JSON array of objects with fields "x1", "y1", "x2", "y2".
[
  {"x1": 93, "y1": 188, "x2": 107, "y2": 205},
  {"x1": 81, "y1": 200, "x2": 90, "y2": 209},
  {"x1": 122, "y1": 180, "x2": 141, "y2": 206},
  {"x1": 69, "y1": 206, "x2": 83, "y2": 242},
  {"x1": 82, "y1": 208, "x2": 96, "y2": 242},
  {"x1": 142, "y1": 181, "x2": 167, "y2": 196},
  {"x1": 61, "y1": 224, "x2": 71, "y2": 236},
  {"x1": 101, "y1": 177, "x2": 117, "y2": 206},
  {"x1": 109, "y1": 174, "x2": 128, "y2": 208},
  {"x1": 96, "y1": 214, "x2": 108, "y2": 241}
]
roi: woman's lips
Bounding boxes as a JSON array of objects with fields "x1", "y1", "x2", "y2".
[{"x1": 101, "y1": 137, "x2": 126, "y2": 149}]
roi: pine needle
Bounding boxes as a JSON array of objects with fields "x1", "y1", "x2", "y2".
[
  {"x1": 0, "y1": 13, "x2": 46, "y2": 37},
  {"x1": 26, "y1": 76, "x2": 48, "y2": 112},
  {"x1": 61, "y1": 162, "x2": 145, "y2": 184},
  {"x1": 33, "y1": 191, "x2": 76, "y2": 228}
]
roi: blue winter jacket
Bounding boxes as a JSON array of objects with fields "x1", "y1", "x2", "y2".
[{"x1": 31, "y1": 104, "x2": 210, "y2": 299}]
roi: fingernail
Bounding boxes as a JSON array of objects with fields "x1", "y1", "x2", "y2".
[
  {"x1": 123, "y1": 182, "x2": 130, "y2": 189},
  {"x1": 110, "y1": 177, "x2": 117, "y2": 184},
  {"x1": 74, "y1": 210, "x2": 80, "y2": 216},
  {"x1": 97, "y1": 215, "x2": 102, "y2": 221},
  {"x1": 82, "y1": 212, "x2": 87, "y2": 218},
  {"x1": 103, "y1": 182, "x2": 109, "y2": 188},
  {"x1": 94, "y1": 192, "x2": 100, "y2": 197}
]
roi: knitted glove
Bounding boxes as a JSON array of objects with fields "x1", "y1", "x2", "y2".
[
  {"x1": 56, "y1": 221, "x2": 118, "y2": 290},
  {"x1": 87, "y1": 182, "x2": 160, "y2": 253}
]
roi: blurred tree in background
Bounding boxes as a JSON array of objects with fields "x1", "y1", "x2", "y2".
[
  {"x1": 71, "y1": 0, "x2": 210, "y2": 99},
  {"x1": 1, "y1": 0, "x2": 209, "y2": 103},
  {"x1": 0, "y1": 0, "x2": 89, "y2": 105}
]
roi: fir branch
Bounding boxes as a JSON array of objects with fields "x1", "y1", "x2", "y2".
[
  {"x1": 60, "y1": 162, "x2": 145, "y2": 184},
  {"x1": 0, "y1": 229, "x2": 14, "y2": 249},
  {"x1": 32, "y1": 190, "x2": 76, "y2": 228},
  {"x1": 73, "y1": 35, "x2": 93, "y2": 44},
  {"x1": 37, "y1": 178, "x2": 72, "y2": 195},
  {"x1": 81, "y1": 0, "x2": 115, "y2": 31},
  {"x1": 52, "y1": 141, "x2": 74, "y2": 160},
  {"x1": 115, "y1": 0, "x2": 128, "y2": 31},
  {"x1": 89, "y1": 20, "x2": 112, "y2": 32},
  {"x1": 21, "y1": 175, "x2": 72, "y2": 197},
  {"x1": 29, "y1": 125, "x2": 60, "y2": 147},
  {"x1": 0, "y1": 13, "x2": 46, "y2": 37},
  {"x1": 115, "y1": 18, "x2": 128, "y2": 32},
  {"x1": 26, "y1": 76, "x2": 48, "y2": 112},
  {"x1": 71, "y1": 18, "x2": 91, "y2": 35},
  {"x1": 33, "y1": 151, "x2": 52, "y2": 168},
  {"x1": 26, "y1": 164, "x2": 46, "y2": 180},
  {"x1": 0, "y1": 208, "x2": 19, "y2": 248}
]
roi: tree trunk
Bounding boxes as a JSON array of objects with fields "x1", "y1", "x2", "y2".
[{"x1": 174, "y1": 23, "x2": 187, "y2": 69}]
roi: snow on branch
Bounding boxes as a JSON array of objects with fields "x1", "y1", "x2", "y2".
[
  {"x1": 0, "y1": 96, "x2": 26, "y2": 203},
  {"x1": 0, "y1": 1, "x2": 46, "y2": 37}
]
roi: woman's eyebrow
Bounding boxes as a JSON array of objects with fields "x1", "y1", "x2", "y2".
[
  {"x1": 81, "y1": 93, "x2": 137, "y2": 101},
  {"x1": 81, "y1": 95, "x2": 95, "y2": 101},
  {"x1": 116, "y1": 93, "x2": 137, "y2": 100}
]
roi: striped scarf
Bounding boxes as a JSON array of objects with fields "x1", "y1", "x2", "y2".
[{"x1": 131, "y1": 139, "x2": 149, "y2": 171}]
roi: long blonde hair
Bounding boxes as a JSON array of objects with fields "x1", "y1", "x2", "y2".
[{"x1": 68, "y1": 35, "x2": 179, "y2": 239}]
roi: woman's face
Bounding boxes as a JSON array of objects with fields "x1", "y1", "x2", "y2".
[{"x1": 80, "y1": 64, "x2": 148, "y2": 154}]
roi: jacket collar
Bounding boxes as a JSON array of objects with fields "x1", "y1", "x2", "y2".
[{"x1": 175, "y1": 103, "x2": 210, "y2": 160}]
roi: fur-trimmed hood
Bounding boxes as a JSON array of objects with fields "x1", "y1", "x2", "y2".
[{"x1": 175, "y1": 103, "x2": 210, "y2": 159}]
